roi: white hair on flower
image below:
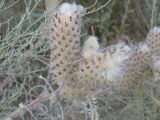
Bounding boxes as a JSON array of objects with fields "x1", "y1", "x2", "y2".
[
  {"x1": 139, "y1": 42, "x2": 150, "y2": 53},
  {"x1": 151, "y1": 27, "x2": 160, "y2": 33},
  {"x1": 82, "y1": 36, "x2": 100, "y2": 59},
  {"x1": 58, "y1": 2, "x2": 84, "y2": 16}
]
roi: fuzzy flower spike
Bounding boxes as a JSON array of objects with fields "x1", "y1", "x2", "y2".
[
  {"x1": 146, "y1": 27, "x2": 160, "y2": 80},
  {"x1": 49, "y1": 3, "x2": 84, "y2": 82},
  {"x1": 146, "y1": 27, "x2": 160, "y2": 56},
  {"x1": 49, "y1": 2, "x2": 92, "y2": 100},
  {"x1": 82, "y1": 36, "x2": 100, "y2": 60}
]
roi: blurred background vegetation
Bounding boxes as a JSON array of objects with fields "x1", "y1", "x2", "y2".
[
  {"x1": 1, "y1": 0, "x2": 160, "y2": 44},
  {"x1": 0, "y1": 0, "x2": 160, "y2": 120}
]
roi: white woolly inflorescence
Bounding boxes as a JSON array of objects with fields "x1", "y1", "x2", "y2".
[
  {"x1": 58, "y1": 2, "x2": 84, "y2": 16},
  {"x1": 82, "y1": 36, "x2": 100, "y2": 60},
  {"x1": 109, "y1": 28, "x2": 160, "y2": 82},
  {"x1": 152, "y1": 56, "x2": 160, "y2": 80},
  {"x1": 146, "y1": 27, "x2": 160, "y2": 80},
  {"x1": 49, "y1": 2, "x2": 87, "y2": 99},
  {"x1": 119, "y1": 43, "x2": 151, "y2": 81},
  {"x1": 104, "y1": 41, "x2": 131, "y2": 81},
  {"x1": 50, "y1": 3, "x2": 83, "y2": 82},
  {"x1": 146, "y1": 27, "x2": 160, "y2": 56},
  {"x1": 71, "y1": 40, "x2": 131, "y2": 97}
]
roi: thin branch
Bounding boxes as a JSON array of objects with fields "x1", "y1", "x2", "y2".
[
  {"x1": 83, "y1": 0, "x2": 111, "y2": 16},
  {"x1": 64, "y1": 104, "x2": 80, "y2": 117},
  {"x1": 151, "y1": 0, "x2": 157, "y2": 28},
  {"x1": 86, "y1": 0, "x2": 98, "y2": 10},
  {"x1": 3, "y1": 81, "x2": 65, "y2": 120},
  {"x1": 0, "y1": 0, "x2": 20, "y2": 13},
  {"x1": 63, "y1": 87, "x2": 112, "y2": 118},
  {"x1": 95, "y1": 88, "x2": 112, "y2": 97}
]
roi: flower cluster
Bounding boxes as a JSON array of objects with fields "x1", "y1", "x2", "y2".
[{"x1": 49, "y1": 2, "x2": 160, "y2": 99}]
